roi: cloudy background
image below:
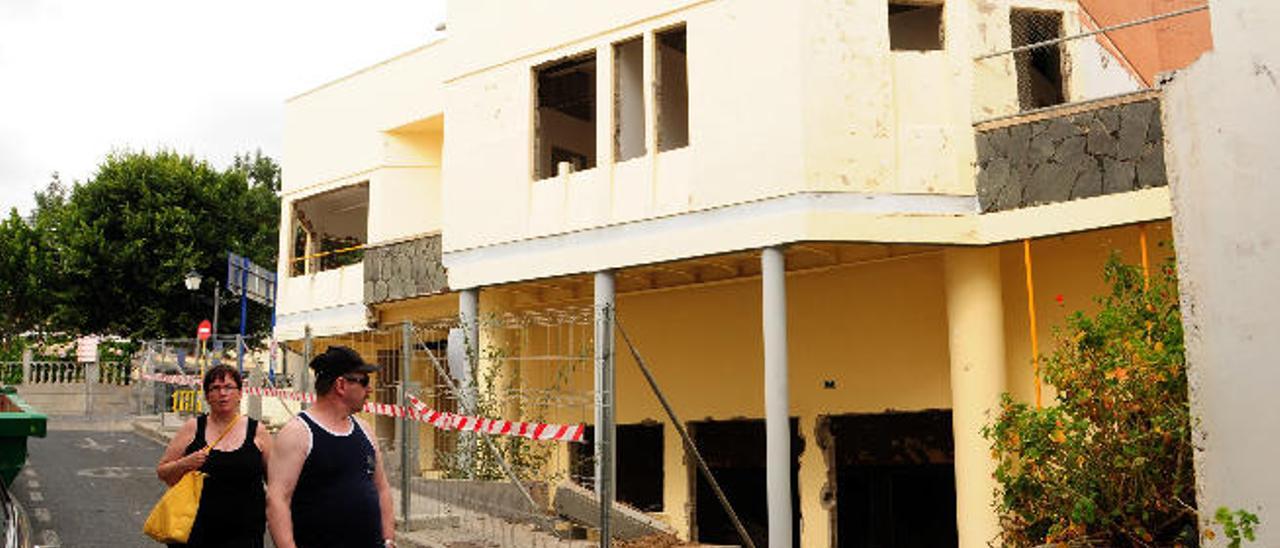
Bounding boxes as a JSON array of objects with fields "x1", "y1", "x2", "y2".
[{"x1": 0, "y1": 0, "x2": 447, "y2": 215}]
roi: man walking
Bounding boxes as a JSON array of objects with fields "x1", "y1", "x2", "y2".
[{"x1": 267, "y1": 346, "x2": 396, "y2": 548}]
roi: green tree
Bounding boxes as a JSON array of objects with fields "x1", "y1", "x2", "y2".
[
  {"x1": 985, "y1": 255, "x2": 1198, "y2": 546},
  {"x1": 53, "y1": 149, "x2": 279, "y2": 339},
  {"x1": 0, "y1": 174, "x2": 68, "y2": 340}
]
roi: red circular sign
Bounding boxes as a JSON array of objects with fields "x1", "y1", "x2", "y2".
[{"x1": 197, "y1": 320, "x2": 213, "y2": 341}]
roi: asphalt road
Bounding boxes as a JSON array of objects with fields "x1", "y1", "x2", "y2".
[{"x1": 10, "y1": 428, "x2": 169, "y2": 547}]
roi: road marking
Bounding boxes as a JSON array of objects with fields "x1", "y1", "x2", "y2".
[
  {"x1": 32, "y1": 507, "x2": 50, "y2": 523},
  {"x1": 22, "y1": 468, "x2": 36, "y2": 478},
  {"x1": 41, "y1": 529, "x2": 60, "y2": 547},
  {"x1": 26, "y1": 479, "x2": 39, "y2": 490},
  {"x1": 76, "y1": 466, "x2": 152, "y2": 479},
  {"x1": 76, "y1": 437, "x2": 111, "y2": 452},
  {"x1": 28, "y1": 491, "x2": 42, "y2": 502}
]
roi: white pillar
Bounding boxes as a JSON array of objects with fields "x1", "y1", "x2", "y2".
[
  {"x1": 761, "y1": 246, "x2": 792, "y2": 547},
  {"x1": 458, "y1": 288, "x2": 480, "y2": 477},
  {"x1": 458, "y1": 288, "x2": 479, "y2": 408},
  {"x1": 943, "y1": 247, "x2": 1006, "y2": 547},
  {"x1": 594, "y1": 271, "x2": 616, "y2": 545}
]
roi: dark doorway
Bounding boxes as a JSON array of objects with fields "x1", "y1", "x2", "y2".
[
  {"x1": 568, "y1": 423, "x2": 665, "y2": 511},
  {"x1": 830, "y1": 410, "x2": 957, "y2": 548},
  {"x1": 690, "y1": 419, "x2": 801, "y2": 548}
]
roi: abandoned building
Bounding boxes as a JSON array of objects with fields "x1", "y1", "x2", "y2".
[{"x1": 272, "y1": 1, "x2": 1213, "y2": 546}]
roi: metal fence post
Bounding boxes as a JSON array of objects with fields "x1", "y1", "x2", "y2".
[
  {"x1": 400, "y1": 321, "x2": 413, "y2": 527},
  {"x1": 594, "y1": 271, "x2": 616, "y2": 546},
  {"x1": 302, "y1": 326, "x2": 313, "y2": 410}
]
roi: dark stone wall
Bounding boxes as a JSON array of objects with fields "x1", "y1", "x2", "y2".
[
  {"x1": 363, "y1": 234, "x2": 447, "y2": 305},
  {"x1": 975, "y1": 98, "x2": 1167, "y2": 212}
]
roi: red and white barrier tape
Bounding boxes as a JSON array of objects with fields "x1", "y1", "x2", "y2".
[{"x1": 141, "y1": 373, "x2": 584, "y2": 443}]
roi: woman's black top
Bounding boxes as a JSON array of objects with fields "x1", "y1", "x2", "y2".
[{"x1": 167, "y1": 415, "x2": 266, "y2": 548}]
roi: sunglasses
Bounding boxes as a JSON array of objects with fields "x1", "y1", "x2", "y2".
[{"x1": 342, "y1": 375, "x2": 370, "y2": 387}]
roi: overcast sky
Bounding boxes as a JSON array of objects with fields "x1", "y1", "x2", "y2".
[{"x1": 0, "y1": 0, "x2": 446, "y2": 215}]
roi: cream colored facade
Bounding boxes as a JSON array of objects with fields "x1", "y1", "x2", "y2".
[{"x1": 276, "y1": 2, "x2": 1206, "y2": 546}]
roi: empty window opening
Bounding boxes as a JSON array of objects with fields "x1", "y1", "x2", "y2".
[
  {"x1": 656, "y1": 25, "x2": 689, "y2": 152},
  {"x1": 290, "y1": 183, "x2": 368, "y2": 276},
  {"x1": 690, "y1": 419, "x2": 799, "y2": 548},
  {"x1": 1011, "y1": 9, "x2": 1065, "y2": 110},
  {"x1": 889, "y1": 2, "x2": 944, "y2": 51},
  {"x1": 828, "y1": 410, "x2": 956, "y2": 547},
  {"x1": 568, "y1": 423, "x2": 665, "y2": 512},
  {"x1": 614, "y1": 37, "x2": 646, "y2": 162},
  {"x1": 535, "y1": 53, "x2": 597, "y2": 179}
]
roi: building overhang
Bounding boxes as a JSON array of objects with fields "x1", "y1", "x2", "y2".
[{"x1": 442, "y1": 188, "x2": 1171, "y2": 289}]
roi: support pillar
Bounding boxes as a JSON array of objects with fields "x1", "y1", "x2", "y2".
[
  {"x1": 761, "y1": 247, "x2": 792, "y2": 548},
  {"x1": 458, "y1": 288, "x2": 479, "y2": 476},
  {"x1": 594, "y1": 271, "x2": 616, "y2": 546},
  {"x1": 943, "y1": 247, "x2": 1006, "y2": 547}
]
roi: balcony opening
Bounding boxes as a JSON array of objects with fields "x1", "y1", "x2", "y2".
[
  {"x1": 568, "y1": 422, "x2": 665, "y2": 511},
  {"x1": 889, "y1": 2, "x2": 944, "y2": 51},
  {"x1": 1011, "y1": 8, "x2": 1066, "y2": 110},
  {"x1": 614, "y1": 37, "x2": 646, "y2": 162},
  {"x1": 656, "y1": 25, "x2": 689, "y2": 152},
  {"x1": 290, "y1": 183, "x2": 368, "y2": 276},
  {"x1": 535, "y1": 53, "x2": 596, "y2": 179}
]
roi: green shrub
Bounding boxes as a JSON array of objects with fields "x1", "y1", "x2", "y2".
[{"x1": 984, "y1": 255, "x2": 1198, "y2": 546}]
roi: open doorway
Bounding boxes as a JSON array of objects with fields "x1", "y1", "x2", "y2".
[
  {"x1": 828, "y1": 410, "x2": 957, "y2": 547},
  {"x1": 689, "y1": 418, "x2": 800, "y2": 547}
]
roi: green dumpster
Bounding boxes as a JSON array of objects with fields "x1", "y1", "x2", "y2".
[{"x1": 0, "y1": 386, "x2": 47, "y2": 486}]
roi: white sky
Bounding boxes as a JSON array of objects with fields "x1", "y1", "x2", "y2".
[{"x1": 0, "y1": 0, "x2": 447, "y2": 215}]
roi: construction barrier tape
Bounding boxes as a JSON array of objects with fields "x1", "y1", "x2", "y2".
[{"x1": 141, "y1": 373, "x2": 585, "y2": 443}]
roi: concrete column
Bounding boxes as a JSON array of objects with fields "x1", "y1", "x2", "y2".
[
  {"x1": 21, "y1": 348, "x2": 31, "y2": 384},
  {"x1": 594, "y1": 271, "x2": 616, "y2": 545},
  {"x1": 761, "y1": 247, "x2": 792, "y2": 548},
  {"x1": 943, "y1": 247, "x2": 1006, "y2": 548},
  {"x1": 457, "y1": 288, "x2": 480, "y2": 477},
  {"x1": 458, "y1": 289, "x2": 479, "y2": 407}
]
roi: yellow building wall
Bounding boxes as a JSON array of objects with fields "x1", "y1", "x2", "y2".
[{"x1": 489, "y1": 221, "x2": 1171, "y2": 544}]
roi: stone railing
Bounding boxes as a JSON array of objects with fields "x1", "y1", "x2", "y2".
[
  {"x1": 364, "y1": 234, "x2": 448, "y2": 305},
  {"x1": 974, "y1": 91, "x2": 1168, "y2": 213},
  {"x1": 0, "y1": 360, "x2": 134, "y2": 385}
]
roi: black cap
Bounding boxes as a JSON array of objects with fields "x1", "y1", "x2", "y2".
[{"x1": 309, "y1": 346, "x2": 379, "y2": 379}]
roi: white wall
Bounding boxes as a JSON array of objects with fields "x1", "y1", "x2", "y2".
[{"x1": 1163, "y1": 0, "x2": 1280, "y2": 541}]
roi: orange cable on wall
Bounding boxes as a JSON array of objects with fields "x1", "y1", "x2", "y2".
[
  {"x1": 1139, "y1": 224, "x2": 1151, "y2": 292},
  {"x1": 1024, "y1": 239, "x2": 1042, "y2": 408}
]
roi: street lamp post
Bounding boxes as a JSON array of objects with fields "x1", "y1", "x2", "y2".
[{"x1": 184, "y1": 270, "x2": 220, "y2": 360}]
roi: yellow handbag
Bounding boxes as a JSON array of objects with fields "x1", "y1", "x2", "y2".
[{"x1": 143, "y1": 415, "x2": 241, "y2": 543}]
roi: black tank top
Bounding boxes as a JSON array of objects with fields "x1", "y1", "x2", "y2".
[
  {"x1": 174, "y1": 415, "x2": 266, "y2": 547},
  {"x1": 291, "y1": 412, "x2": 383, "y2": 548}
]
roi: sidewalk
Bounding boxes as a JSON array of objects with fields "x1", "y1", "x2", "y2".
[{"x1": 132, "y1": 414, "x2": 590, "y2": 548}]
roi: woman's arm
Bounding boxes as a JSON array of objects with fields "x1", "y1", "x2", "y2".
[{"x1": 155, "y1": 418, "x2": 207, "y2": 486}]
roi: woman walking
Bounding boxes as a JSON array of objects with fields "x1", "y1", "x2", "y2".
[{"x1": 155, "y1": 365, "x2": 272, "y2": 547}]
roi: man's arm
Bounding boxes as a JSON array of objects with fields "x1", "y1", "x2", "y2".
[
  {"x1": 266, "y1": 418, "x2": 308, "y2": 548},
  {"x1": 357, "y1": 416, "x2": 396, "y2": 543}
]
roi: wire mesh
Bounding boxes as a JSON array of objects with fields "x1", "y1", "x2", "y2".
[{"x1": 973, "y1": 5, "x2": 1209, "y2": 122}]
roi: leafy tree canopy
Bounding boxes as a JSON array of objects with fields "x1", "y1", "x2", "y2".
[{"x1": 0, "y1": 149, "x2": 280, "y2": 341}]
